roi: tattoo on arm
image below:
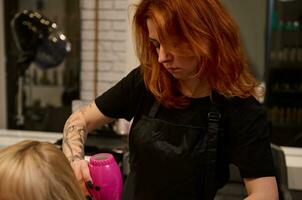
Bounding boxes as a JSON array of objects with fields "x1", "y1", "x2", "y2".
[
  {"x1": 79, "y1": 102, "x2": 93, "y2": 116},
  {"x1": 62, "y1": 105, "x2": 91, "y2": 162}
]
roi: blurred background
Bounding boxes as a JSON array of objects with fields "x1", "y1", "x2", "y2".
[
  {"x1": 0, "y1": 0, "x2": 302, "y2": 199},
  {"x1": 1, "y1": 0, "x2": 81, "y2": 132},
  {"x1": 2, "y1": 0, "x2": 301, "y2": 146}
]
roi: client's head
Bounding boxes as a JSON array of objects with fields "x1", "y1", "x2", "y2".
[{"x1": 0, "y1": 140, "x2": 86, "y2": 200}]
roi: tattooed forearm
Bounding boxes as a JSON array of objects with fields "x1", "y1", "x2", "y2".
[
  {"x1": 79, "y1": 102, "x2": 93, "y2": 116},
  {"x1": 62, "y1": 110, "x2": 88, "y2": 163}
]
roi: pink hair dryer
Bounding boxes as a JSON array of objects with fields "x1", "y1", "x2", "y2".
[{"x1": 88, "y1": 153, "x2": 123, "y2": 200}]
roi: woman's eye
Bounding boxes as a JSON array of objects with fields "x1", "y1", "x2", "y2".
[
  {"x1": 153, "y1": 42, "x2": 160, "y2": 49},
  {"x1": 149, "y1": 39, "x2": 160, "y2": 49}
]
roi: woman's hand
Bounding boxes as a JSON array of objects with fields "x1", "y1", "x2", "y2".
[
  {"x1": 70, "y1": 159, "x2": 93, "y2": 196},
  {"x1": 62, "y1": 101, "x2": 115, "y2": 198}
]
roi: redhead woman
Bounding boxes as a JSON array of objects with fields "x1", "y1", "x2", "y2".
[{"x1": 62, "y1": 0, "x2": 278, "y2": 199}]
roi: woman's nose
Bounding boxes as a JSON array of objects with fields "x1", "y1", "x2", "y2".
[{"x1": 158, "y1": 46, "x2": 172, "y2": 64}]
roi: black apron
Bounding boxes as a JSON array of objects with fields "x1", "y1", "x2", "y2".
[{"x1": 123, "y1": 95, "x2": 227, "y2": 200}]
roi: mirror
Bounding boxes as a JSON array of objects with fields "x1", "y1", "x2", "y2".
[
  {"x1": 11, "y1": 9, "x2": 71, "y2": 129},
  {"x1": 4, "y1": 0, "x2": 81, "y2": 132}
]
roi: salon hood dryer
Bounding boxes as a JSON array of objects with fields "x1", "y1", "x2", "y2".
[
  {"x1": 11, "y1": 9, "x2": 71, "y2": 69},
  {"x1": 10, "y1": 10, "x2": 71, "y2": 127}
]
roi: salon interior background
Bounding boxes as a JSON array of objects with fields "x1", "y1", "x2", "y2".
[{"x1": 0, "y1": 0, "x2": 266, "y2": 129}]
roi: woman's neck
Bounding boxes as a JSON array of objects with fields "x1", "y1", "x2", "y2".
[{"x1": 179, "y1": 77, "x2": 211, "y2": 98}]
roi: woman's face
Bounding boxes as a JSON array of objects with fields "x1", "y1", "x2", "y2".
[{"x1": 147, "y1": 19, "x2": 200, "y2": 81}]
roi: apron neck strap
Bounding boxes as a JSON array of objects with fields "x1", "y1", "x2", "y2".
[
  {"x1": 148, "y1": 100, "x2": 160, "y2": 118},
  {"x1": 203, "y1": 91, "x2": 225, "y2": 200}
]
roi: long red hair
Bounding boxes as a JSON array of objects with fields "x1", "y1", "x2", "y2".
[{"x1": 133, "y1": 0, "x2": 262, "y2": 108}]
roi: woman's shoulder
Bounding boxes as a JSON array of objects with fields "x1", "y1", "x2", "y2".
[
  {"x1": 224, "y1": 96, "x2": 266, "y2": 122},
  {"x1": 125, "y1": 66, "x2": 144, "y2": 84},
  {"x1": 128, "y1": 66, "x2": 142, "y2": 76},
  {"x1": 226, "y1": 96, "x2": 262, "y2": 110},
  {"x1": 118, "y1": 66, "x2": 147, "y2": 94}
]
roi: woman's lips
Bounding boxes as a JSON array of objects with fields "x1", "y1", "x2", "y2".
[{"x1": 166, "y1": 67, "x2": 181, "y2": 73}]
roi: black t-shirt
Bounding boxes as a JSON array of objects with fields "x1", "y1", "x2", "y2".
[{"x1": 95, "y1": 67, "x2": 275, "y2": 179}]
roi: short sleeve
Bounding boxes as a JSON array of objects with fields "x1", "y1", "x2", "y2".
[
  {"x1": 227, "y1": 97, "x2": 275, "y2": 178},
  {"x1": 95, "y1": 67, "x2": 145, "y2": 121}
]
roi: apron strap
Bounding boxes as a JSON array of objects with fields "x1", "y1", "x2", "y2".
[
  {"x1": 203, "y1": 91, "x2": 224, "y2": 200},
  {"x1": 148, "y1": 100, "x2": 160, "y2": 118}
]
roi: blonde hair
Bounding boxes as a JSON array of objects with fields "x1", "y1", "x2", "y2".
[{"x1": 0, "y1": 140, "x2": 86, "y2": 200}]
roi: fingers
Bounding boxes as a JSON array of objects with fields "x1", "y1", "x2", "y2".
[
  {"x1": 81, "y1": 160, "x2": 94, "y2": 195},
  {"x1": 81, "y1": 160, "x2": 93, "y2": 183},
  {"x1": 80, "y1": 178, "x2": 90, "y2": 196},
  {"x1": 70, "y1": 159, "x2": 91, "y2": 196}
]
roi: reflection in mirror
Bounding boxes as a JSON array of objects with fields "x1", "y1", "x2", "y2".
[
  {"x1": 11, "y1": 10, "x2": 71, "y2": 129},
  {"x1": 4, "y1": 0, "x2": 80, "y2": 132}
]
